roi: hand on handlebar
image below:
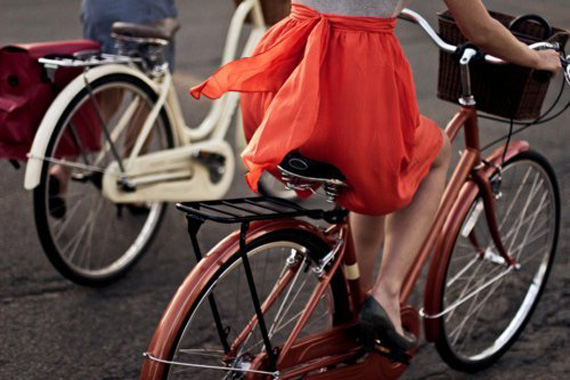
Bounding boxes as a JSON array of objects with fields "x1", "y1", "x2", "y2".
[
  {"x1": 399, "y1": 9, "x2": 570, "y2": 85},
  {"x1": 534, "y1": 49, "x2": 563, "y2": 74}
]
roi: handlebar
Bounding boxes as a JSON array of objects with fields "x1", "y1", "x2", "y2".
[
  {"x1": 398, "y1": 9, "x2": 456, "y2": 53},
  {"x1": 398, "y1": 8, "x2": 568, "y2": 67},
  {"x1": 398, "y1": 8, "x2": 570, "y2": 102}
]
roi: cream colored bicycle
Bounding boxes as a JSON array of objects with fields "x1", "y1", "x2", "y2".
[{"x1": 23, "y1": 0, "x2": 286, "y2": 286}]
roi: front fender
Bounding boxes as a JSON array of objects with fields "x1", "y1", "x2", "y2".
[
  {"x1": 423, "y1": 140, "x2": 529, "y2": 342},
  {"x1": 24, "y1": 64, "x2": 161, "y2": 190}
]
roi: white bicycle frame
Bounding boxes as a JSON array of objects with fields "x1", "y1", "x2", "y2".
[{"x1": 25, "y1": 0, "x2": 267, "y2": 202}]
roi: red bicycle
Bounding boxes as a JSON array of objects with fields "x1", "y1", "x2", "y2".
[{"x1": 140, "y1": 9, "x2": 570, "y2": 379}]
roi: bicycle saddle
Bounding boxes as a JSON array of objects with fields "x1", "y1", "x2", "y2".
[
  {"x1": 112, "y1": 18, "x2": 181, "y2": 42},
  {"x1": 278, "y1": 151, "x2": 347, "y2": 184}
]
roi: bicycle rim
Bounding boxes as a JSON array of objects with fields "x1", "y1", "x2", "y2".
[
  {"x1": 165, "y1": 231, "x2": 346, "y2": 379},
  {"x1": 436, "y1": 151, "x2": 560, "y2": 370},
  {"x1": 34, "y1": 74, "x2": 173, "y2": 285}
]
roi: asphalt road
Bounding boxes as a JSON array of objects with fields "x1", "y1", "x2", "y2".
[{"x1": 1, "y1": 1, "x2": 569, "y2": 379}]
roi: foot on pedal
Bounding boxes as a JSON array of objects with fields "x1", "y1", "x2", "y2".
[
  {"x1": 359, "y1": 296, "x2": 417, "y2": 352},
  {"x1": 373, "y1": 342, "x2": 411, "y2": 365}
]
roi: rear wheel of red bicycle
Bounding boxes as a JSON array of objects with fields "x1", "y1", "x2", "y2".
[
  {"x1": 156, "y1": 229, "x2": 349, "y2": 379},
  {"x1": 435, "y1": 151, "x2": 560, "y2": 372}
]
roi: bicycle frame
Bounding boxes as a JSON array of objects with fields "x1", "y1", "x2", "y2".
[
  {"x1": 409, "y1": 105, "x2": 529, "y2": 339},
  {"x1": 24, "y1": 0, "x2": 267, "y2": 196},
  {"x1": 189, "y1": 0, "x2": 267, "y2": 142},
  {"x1": 101, "y1": 0, "x2": 268, "y2": 163},
  {"x1": 272, "y1": 106, "x2": 527, "y2": 371},
  {"x1": 142, "y1": 105, "x2": 532, "y2": 379},
  {"x1": 275, "y1": 107, "x2": 527, "y2": 378}
]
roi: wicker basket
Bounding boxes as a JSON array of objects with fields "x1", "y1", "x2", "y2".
[
  {"x1": 233, "y1": 0, "x2": 291, "y2": 26},
  {"x1": 437, "y1": 11, "x2": 569, "y2": 120}
]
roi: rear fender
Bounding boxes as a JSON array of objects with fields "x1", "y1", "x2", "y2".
[{"x1": 140, "y1": 218, "x2": 330, "y2": 379}]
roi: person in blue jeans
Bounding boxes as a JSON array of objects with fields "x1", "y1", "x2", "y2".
[{"x1": 81, "y1": 0, "x2": 178, "y2": 68}]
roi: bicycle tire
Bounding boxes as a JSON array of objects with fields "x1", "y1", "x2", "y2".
[
  {"x1": 435, "y1": 150, "x2": 560, "y2": 372},
  {"x1": 151, "y1": 229, "x2": 349, "y2": 379},
  {"x1": 33, "y1": 73, "x2": 174, "y2": 286}
]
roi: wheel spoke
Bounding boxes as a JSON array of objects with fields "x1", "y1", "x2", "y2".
[
  {"x1": 37, "y1": 79, "x2": 170, "y2": 283},
  {"x1": 53, "y1": 196, "x2": 86, "y2": 240},
  {"x1": 498, "y1": 166, "x2": 532, "y2": 229},
  {"x1": 61, "y1": 197, "x2": 101, "y2": 261},
  {"x1": 268, "y1": 259, "x2": 309, "y2": 339},
  {"x1": 167, "y1": 238, "x2": 338, "y2": 379},
  {"x1": 445, "y1": 255, "x2": 480, "y2": 288}
]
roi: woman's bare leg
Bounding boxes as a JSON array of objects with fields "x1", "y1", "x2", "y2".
[
  {"x1": 350, "y1": 213, "x2": 385, "y2": 293},
  {"x1": 353, "y1": 132, "x2": 451, "y2": 336},
  {"x1": 49, "y1": 164, "x2": 72, "y2": 194},
  {"x1": 369, "y1": 133, "x2": 451, "y2": 335}
]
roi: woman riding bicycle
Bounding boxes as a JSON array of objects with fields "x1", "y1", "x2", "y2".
[{"x1": 191, "y1": 0, "x2": 561, "y2": 351}]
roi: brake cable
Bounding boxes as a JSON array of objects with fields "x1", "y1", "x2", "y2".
[
  {"x1": 481, "y1": 72, "x2": 569, "y2": 153},
  {"x1": 480, "y1": 45, "x2": 570, "y2": 153}
]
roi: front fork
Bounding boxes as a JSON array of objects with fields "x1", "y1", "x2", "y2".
[{"x1": 471, "y1": 164, "x2": 517, "y2": 267}]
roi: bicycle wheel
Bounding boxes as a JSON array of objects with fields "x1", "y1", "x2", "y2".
[
  {"x1": 435, "y1": 150, "x2": 560, "y2": 371},
  {"x1": 159, "y1": 229, "x2": 348, "y2": 379},
  {"x1": 34, "y1": 73, "x2": 174, "y2": 286}
]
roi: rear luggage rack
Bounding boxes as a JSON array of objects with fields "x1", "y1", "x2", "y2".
[
  {"x1": 38, "y1": 53, "x2": 142, "y2": 69},
  {"x1": 177, "y1": 197, "x2": 347, "y2": 372},
  {"x1": 176, "y1": 196, "x2": 346, "y2": 224}
]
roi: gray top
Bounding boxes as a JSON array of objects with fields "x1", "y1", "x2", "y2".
[{"x1": 293, "y1": 0, "x2": 411, "y2": 17}]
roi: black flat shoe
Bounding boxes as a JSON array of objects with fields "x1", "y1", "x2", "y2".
[
  {"x1": 48, "y1": 175, "x2": 66, "y2": 219},
  {"x1": 359, "y1": 296, "x2": 417, "y2": 352}
]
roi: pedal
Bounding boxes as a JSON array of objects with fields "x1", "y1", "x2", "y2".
[
  {"x1": 358, "y1": 331, "x2": 411, "y2": 365},
  {"x1": 373, "y1": 343, "x2": 411, "y2": 365}
]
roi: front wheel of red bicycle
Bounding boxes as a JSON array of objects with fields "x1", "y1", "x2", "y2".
[{"x1": 435, "y1": 150, "x2": 560, "y2": 372}]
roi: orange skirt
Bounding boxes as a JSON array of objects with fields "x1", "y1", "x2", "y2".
[{"x1": 191, "y1": 3, "x2": 443, "y2": 215}]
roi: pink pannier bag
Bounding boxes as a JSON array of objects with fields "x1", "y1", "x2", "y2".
[{"x1": 0, "y1": 39, "x2": 101, "y2": 161}]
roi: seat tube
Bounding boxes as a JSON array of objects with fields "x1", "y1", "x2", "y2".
[{"x1": 340, "y1": 225, "x2": 365, "y2": 310}]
